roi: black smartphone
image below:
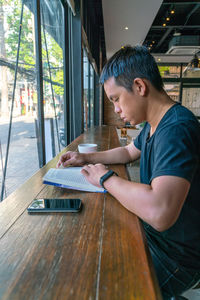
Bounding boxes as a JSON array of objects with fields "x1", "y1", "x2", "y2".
[{"x1": 27, "y1": 198, "x2": 82, "y2": 213}]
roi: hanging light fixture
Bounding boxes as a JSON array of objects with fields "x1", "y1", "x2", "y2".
[
  {"x1": 190, "y1": 53, "x2": 200, "y2": 68},
  {"x1": 183, "y1": 51, "x2": 200, "y2": 77}
]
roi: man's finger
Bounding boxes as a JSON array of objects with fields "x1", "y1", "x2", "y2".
[
  {"x1": 56, "y1": 161, "x2": 61, "y2": 168},
  {"x1": 82, "y1": 165, "x2": 89, "y2": 171},
  {"x1": 81, "y1": 168, "x2": 89, "y2": 176},
  {"x1": 62, "y1": 158, "x2": 75, "y2": 167}
]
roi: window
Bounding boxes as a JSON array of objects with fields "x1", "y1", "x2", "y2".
[
  {"x1": 182, "y1": 66, "x2": 200, "y2": 78},
  {"x1": 182, "y1": 87, "x2": 200, "y2": 117},
  {"x1": 164, "y1": 83, "x2": 180, "y2": 102},
  {"x1": 83, "y1": 49, "x2": 89, "y2": 130},
  {"x1": 89, "y1": 64, "x2": 94, "y2": 126},
  {"x1": 83, "y1": 49, "x2": 95, "y2": 130},
  {"x1": 0, "y1": 0, "x2": 103, "y2": 201},
  {"x1": 0, "y1": 0, "x2": 66, "y2": 200},
  {"x1": 40, "y1": 0, "x2": 65, "y2": 160},
  {"x1": 158, "y1": 62, "x2": 200, "y2": 116},
  {"x1": 0, "y1": 0, "x2": 39, "y2": 199},
  {"x1": 159, "y1": 65, "x2": 181, "y2": 78}
]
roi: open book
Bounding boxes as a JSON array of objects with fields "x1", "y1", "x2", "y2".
[{"x1": 43, "y1": 167, "x2": 106, "y2": 193}]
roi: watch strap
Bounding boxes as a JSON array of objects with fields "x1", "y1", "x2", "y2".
[{"x1": 100, "y1": 170, "x2": 118, "y2": 189}]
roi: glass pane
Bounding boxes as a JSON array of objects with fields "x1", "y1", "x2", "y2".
[
  {"x1": 164, "y1": 83, "x2": 180, "y2": 102},
  {"x1": 89, "y1": 64, "x2": 94, "y2": 126},
  {"x1": 158, "y1": 65, "x2": 181, "y2": 78},
  {"x1": 83, "y1": 49, "x2": 89, "y2": 130},
  {"x1": 0, "y1": 0, "x2": 39, "y2": 200},
  {"x1": 40, "y1": 0, "x2": 65, "y2": 161},
  {"x1": 182, "y1": 87, "x2": 200, "y2": 117},
  {"x1": 182, "y1": 65, "x2": 200, "y2": 78}
]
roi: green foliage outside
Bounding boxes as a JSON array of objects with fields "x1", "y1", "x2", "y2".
[
  {"x1": 158, "y1": 66, "x2": 170, "y2": 77},
  {"x1": 4, "y1": 0, "x2": 64, "y2": 96},
  {"x1": 6, "y1": 0, "x2": 35, "y2": 69},
  {"x1": 41, "y1": 30, "x2": 64, "y2": 96}
]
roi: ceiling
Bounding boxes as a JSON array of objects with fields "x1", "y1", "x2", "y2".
[
  {"x1": 144, "y1": 0, "x2": 200, "y2": 54},
  {"x1": 102, "y1": 0, "x2": 200, "y2": 63},
  {"x1": 102, "y1": 0, "x2": 162, "y2": 59}
]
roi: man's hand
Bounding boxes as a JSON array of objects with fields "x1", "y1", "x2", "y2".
[
  {"x1": 81, "y1": 163, "x2": 109, "y2": 187},
  {"x1": 57, "y1": 151, "x2": 87, "y2": 168}
]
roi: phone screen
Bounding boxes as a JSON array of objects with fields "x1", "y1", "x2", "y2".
[{"x1": 27, "y1": 198, "x2": 82, "y2": 213}]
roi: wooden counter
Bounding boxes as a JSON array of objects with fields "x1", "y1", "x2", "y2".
[{"x1": 0, "y1": 126, "x2": 162, "y2": 300}]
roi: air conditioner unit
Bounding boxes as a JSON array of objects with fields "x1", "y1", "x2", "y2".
[
  {"x1": 166, "y1": 46, "x2": 200, "y2": 55},
  {"x1": 169, "y1": 35, "x2": 200, "y2": 49}
]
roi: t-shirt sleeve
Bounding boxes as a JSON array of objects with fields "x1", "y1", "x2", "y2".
[{"x1": 151, "y1": 123, "x2": 199, "y2": 183}]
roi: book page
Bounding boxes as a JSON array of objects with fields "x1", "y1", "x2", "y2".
[{"x1": 43, "y1": 167, "x2": 105, "y2": 192}]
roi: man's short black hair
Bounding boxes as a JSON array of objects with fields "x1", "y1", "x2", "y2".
[{"x1": 100, "y1": 45, "x2": 163, "y2": 91}]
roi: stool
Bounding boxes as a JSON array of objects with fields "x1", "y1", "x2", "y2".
[
  {"x1": 193, "y1": 282, "x2": 200, "y2": 289},
  {"x1": 181, "y1": 280, "x2": 200, "y2": 300}
]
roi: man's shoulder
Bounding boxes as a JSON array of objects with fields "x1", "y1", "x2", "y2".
[
  {"x1": 158, "y1": 104, "x2": 199, "y2": 135},
  {"x1": 168, "y1": 103, "x2": 198, "y2": 123}
]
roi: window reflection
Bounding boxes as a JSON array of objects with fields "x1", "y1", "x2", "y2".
[
  {"x1": 40, "y1": 0, "x2": 65, "y2": 159},
  {"x1": 90, "y1": 64, "x2": 94, "y2": 126},
  {"x1": 83, "y1": 49, "x2": 95, "y2": 130},
  {"x1": 83, "y1": 49, "x2": 89, "y2": 130}
]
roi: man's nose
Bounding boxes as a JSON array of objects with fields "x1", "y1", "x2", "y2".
[{"x1": 114, "y1": 104, "x2": 121, "y2": 114}]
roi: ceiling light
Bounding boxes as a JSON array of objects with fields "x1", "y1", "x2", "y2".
[
  {"x1": 152, "y1": 41, "x2": 155, "y2": 44},
  {"x1": 166, "y1": 17, "x2": 170, "y2": 21},
  {"x1": 163, "y1": 23, "x2": 166, "y2": 27},
  {"x1": 125, "y1": 26, "x2": 128, "y2": 30},
  {"x1": 170, "y1": 9, "x2": 175, "y2": 14},
  {"x1": 158, "y1": 58, "x2": 161, "y2": 62}
]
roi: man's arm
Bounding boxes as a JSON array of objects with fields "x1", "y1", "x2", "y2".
[
  {"x1": 81, "y1": 164, "x2": 190, "y2": 232},
  {"x1": 103, "y1": 174, "x2": 190, "y2": 231},
  {"x1": 57, "y1": 142, "x2": 141, "y2": 167},
  {"x1": 87, "y1": 142, "x2": 141, "y2": 164}
]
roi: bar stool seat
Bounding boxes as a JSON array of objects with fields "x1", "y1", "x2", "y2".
[
  {"x1": 181, "y1": 280, "x2": 200, "y2": 300},
  {"x1": 193, "y1": 282, "x2": 200, "y2": 289}
]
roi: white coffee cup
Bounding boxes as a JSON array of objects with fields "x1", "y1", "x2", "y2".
[{"x1": 78, "y1": 143, "x2": 98, "y2": 153}]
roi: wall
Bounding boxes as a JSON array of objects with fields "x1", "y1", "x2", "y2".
[{"x1": 103, "y1": 92, "x2": 124, "y2": 127}]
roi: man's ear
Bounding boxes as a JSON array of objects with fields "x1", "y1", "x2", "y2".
[{"x1": 133, "y1": 78, "x2": 147, "y2": 96}]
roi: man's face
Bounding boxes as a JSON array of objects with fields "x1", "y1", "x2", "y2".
[{"x1": 104, "y1": 77, "x2": 146, "y2": 125}]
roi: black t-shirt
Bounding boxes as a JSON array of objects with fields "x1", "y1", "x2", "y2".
[{"x1": 134, "y1": 103, "x2": 200, "y2": 270}]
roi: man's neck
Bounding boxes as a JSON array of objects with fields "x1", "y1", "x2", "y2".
[{"x1": 147, "y1": 90, "x2": 175, "y2": 136}]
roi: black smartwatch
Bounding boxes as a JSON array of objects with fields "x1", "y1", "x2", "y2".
[{"x1": 100, "y1": 170, "x2": 118, "y2": 189}]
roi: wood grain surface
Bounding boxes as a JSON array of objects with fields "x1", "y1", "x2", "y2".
[{"x1": 0, "y1": 126, "x2": 162, "y2": 300}]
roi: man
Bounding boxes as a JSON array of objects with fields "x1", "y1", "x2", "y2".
[{"x1": 57, "y1": 46, "x2": 200, "y2": 300}]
